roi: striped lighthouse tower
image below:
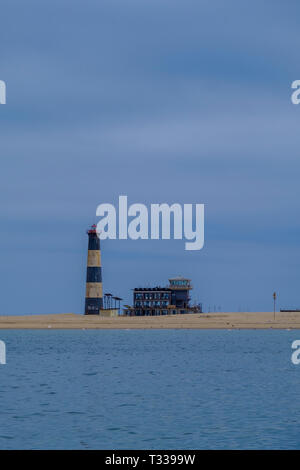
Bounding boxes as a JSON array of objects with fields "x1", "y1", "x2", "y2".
[{"x1": 85, "y1": 224, "x2": 103, "y2": 315}]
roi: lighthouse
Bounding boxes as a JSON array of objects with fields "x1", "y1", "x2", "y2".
[{"x1": 84, "y1": 224, "x2": 103, "y2": 315}]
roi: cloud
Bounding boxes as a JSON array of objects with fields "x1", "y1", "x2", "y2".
[{"x1": 0, "y1": 0, "x2": 300, "y2": 313}]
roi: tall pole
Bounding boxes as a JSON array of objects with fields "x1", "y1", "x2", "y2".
[{"x1": 273, "y1": 292, "x2": 277, "y2": 321}]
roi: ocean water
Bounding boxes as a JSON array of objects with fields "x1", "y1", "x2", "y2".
[{"x1": 0, "y1": 329, "x2": 300, "y2": 450}]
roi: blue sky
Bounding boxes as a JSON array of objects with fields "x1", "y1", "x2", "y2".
[{"x1": 0, "y1": 0, "x2": 300, "y2": 314}]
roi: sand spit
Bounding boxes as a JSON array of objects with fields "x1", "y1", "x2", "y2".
[{"x1": 0, "y1": 312, "x2": 300, "y2": 329}]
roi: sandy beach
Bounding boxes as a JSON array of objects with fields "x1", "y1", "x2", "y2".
[{"x1": 0, "y1": 312, "x2": 300, "y2": 329}]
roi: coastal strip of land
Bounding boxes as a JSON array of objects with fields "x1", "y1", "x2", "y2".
[{"x1": 0, "y1": 312, "x2": 300, "y2": 329}]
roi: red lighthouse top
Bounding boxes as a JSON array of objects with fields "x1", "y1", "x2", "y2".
[{"x1": 87, "y1": 224, "x2": 97, "y2": 234}]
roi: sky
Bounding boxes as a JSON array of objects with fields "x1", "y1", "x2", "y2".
[{"x1": 0, "y1": 0, "x2": 300, "y2": 314}]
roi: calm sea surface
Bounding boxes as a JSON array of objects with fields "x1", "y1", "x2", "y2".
[{"x1": 0, "y1": 329, "x2": 300, "y2": 449}]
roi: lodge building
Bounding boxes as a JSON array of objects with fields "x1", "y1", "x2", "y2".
[{"x1": 124, "y1": 277, "x2": 202, "y2": 316}]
